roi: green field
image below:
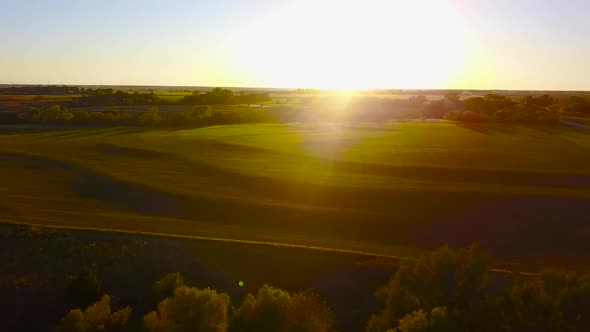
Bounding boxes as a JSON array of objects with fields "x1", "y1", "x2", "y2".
[
  {"x1": 152, "y1": 90, "x2": 193, "y2": 102},
  {"x1": 1, "y1": 122, "x2": 590, "y2": 266}
]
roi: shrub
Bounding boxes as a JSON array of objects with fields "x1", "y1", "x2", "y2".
[
  {"x1": 391, "y1": 307, "x2": 454, "y2": 332},
  {"x1": 137, "y1": 106, "x2": 161, "y2": 125},
  {"x1": 73, "y1": 110, "x2": 92, "y2": 121},
  {"x1": 153, "y1": 272, "x2": 186, "y2": 300},
  {"x1": 191, "y1": 105, "x2": 214, "y2": 119},
  {"x1": 144, "y1": 286, "x2": 230, "y2": 332},
  {"x1": 232, "y1": 284, "x2": 335, "y2": 332},
  {"x1": 56, "y1": 294, "x2": 132, "y2": 332}
]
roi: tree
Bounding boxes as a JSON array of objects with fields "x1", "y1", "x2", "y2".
[
  {"x1": 444, "y1": 91, "x2": 460, "y2": 102},
  {"x1": 522, "y1": 94, "x2": 553, "y2": 107},
  {"x1": 191, "y1": 105, "x2": 214, "y2": 120},
  {"x1": 391, "y1": 307, "x2": 454, "y2": 332},
  {"x1": 422, "y1": 100, "x2": 450, "y2": 119},
  {"x1": 409, "y1": 95, "x2": 428, "y2": 105},
  {"x1": 208, "y1": 88, "x2": 236, "y2": 104},
  {"x1": 563, "y1": 95, "x2": 590, "y2": 114},
  {"x1": 56, "y1": 294, "x2": 132, "y2": 332},
  {"x1": 232, "y1": 284, "x2": 335, "y2": 332},
  {"x1": 153, "y1": 272, "x2": 186, "y2": 300},
  {"x1": 464, "y1": 95, "x2": 514, "y2": 116},
  {"x1": 20, "y1": 105, "x2": 75, "y2": 123},
  {"x1": 144, "y1": 286, "x2": 230, "y2": 332},
  {"x1": 73, "y1": 110, "x2": 92, "y2": 121},
  {"x1": 367, "y1": 244, "x2": 491, "y2": 332},
  {"x1": 499, "y1": 270, "x2": 590, "y2": 332},
  {"x1": 137, "y1": 105, "x2": 161, "y2": 125}
]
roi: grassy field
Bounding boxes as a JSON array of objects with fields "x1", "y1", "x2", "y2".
[
  {"x1": 152, "y1": 90, "x2": 193, "y2": 102},
  {"x1": 1, "y1": 122, "x2": 590, "y2": 266}
]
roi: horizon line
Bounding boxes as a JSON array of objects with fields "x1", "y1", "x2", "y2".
[{"x1": 1, "y1": 83, "x2": 589, "y2": 93}]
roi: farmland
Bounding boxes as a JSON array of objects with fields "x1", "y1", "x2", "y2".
[{"x1": 1, "y1": 121, "x2": 590, "y2": 267}]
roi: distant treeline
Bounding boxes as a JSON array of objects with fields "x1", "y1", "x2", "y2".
[
  {"x1": 4, "y1": 86, "x2": 590, "y2": 126},
  {"x1": 0, "y1": 85, "x2": 271, "y2": 107},
  {"x1": 431, "y1": 93, "x2": 589, "y2": 123},
  {"x1": 0, "y1": 85, "x2": 81, "y2": 95},
  {"x1": 9, "y1": 95, "x2": 590, "y2": 128},
  {"x1": 294, "y1": 92, "x2": 590, "y2": 124},
  {"x1": 15, "y1": 105, "x2": 274, "y2": 127},
  {"x1": 73, "y1": 87, "x2": 271, "y2": 106},
  {"x1": 54, "y1": 244, "x2": 590, "y2": 332}
]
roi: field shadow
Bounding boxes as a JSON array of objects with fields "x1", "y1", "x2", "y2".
[
  {"x1": 3, "y1": 148, "x2": 590, "y2": 265},
  {"x1": 415, "y1": 196, "x2": 590, "y2": 263},
  {"x1": 455, "y1": 122, "x2": 521, "y2": 135}
]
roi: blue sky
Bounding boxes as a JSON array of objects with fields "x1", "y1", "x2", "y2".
[{"x1": 1, "y1": 0, "x2": 589, "y2": 90}]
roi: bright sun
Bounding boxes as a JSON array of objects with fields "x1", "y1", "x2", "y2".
[{"x1": 225, "y1": 0, "x2": 471, "y2": 90}]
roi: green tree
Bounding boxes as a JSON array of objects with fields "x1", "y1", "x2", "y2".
[
  {"x1": 191, "y1": 105, "x2": 214, "y2": 120},
  {"x1": 367, "y1": 244, "x2": 491, "y2": 332},
  {"x1": 233, "y1": 284, "x2": 335, "y2": 332},
  {"x1": 73, "y1": 110, "x2": 91, "y2": 121},
  {"x1": 56, "y1": 294, "x2": 132, "y2": 332},
  {"x1": 144, "y1": 286, "x2": 230, "y2": 332},
  {"x1": 391, "y1": 307, "x2": 454, "y2": 332},
  {"x1": 28, "y1": 105, "x2": 74, "y2": 123},
  {"x1": 137, "y1": 105, "x2": 161, "y2": 125},
  {"x1": 444, "y1": 91, "x2": 460, "y2": 102},
  {"x1": 499, "y1": 270, "x2": 590, "y2": 332},
  {"x1": 153, "y1": 272, "x2": 186, "y2": 300}
]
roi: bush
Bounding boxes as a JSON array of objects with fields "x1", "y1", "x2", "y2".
[
  {"x1": 153, "y1": 272, "x2": 186, "y2": 300},
  {"x1": 191, "y1": 105, "x2": 214, "y2": 119},
  {"x1": 144, "y1": 286, "x2": 230, "y2": 332},
  {"x1": 17, "y1": 105, "x2": 74, "y2": 123},
  {"x1": 56, "y1": 294, "x2": 132, "y2": 332},
  {"x1": 64, "y1": 268, "x2": 102, "y2": 308},
  {"x1": 233, "y1": 284, "x2": 335, "y2": 332},
  {"x1": 73, "y1": 110, "x2": 92, "y2": 121},
  {"x1": 391, "y1": 307, "x2": 454, "y2": 332},
  {"x1": 137, "y1": 106, "x2": 161, "y2": 125}
]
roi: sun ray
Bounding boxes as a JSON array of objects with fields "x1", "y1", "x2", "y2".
[{"x1": 224, "y1": 0, "x2": 471, "y2": 90}]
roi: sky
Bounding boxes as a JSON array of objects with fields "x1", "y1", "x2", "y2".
[{"x1": 1, "y1": 0, "x2": 589, "y2": 90}]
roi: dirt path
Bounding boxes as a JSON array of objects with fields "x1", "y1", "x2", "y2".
[
  {"x1": 560, "y1": 119, "x2": 590, "y2": 130},
  {"x1": 0, "y1": 219, "x2": 538, "y2": 276}
]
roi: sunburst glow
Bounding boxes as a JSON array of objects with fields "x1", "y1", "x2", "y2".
[{"x1": 226, "y1": 0, "x2": 471, "y2": 90}]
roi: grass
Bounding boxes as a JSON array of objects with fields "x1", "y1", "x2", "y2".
[
  {"x1": 153, "y1": 91, "x2": 193, "y2": 102},
  {"x1": 1, "y1": 122, "x2": 590, "y2": 266},
  {"x1": 116, "y1": 90, "x2": 193, "y2": 102}
]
